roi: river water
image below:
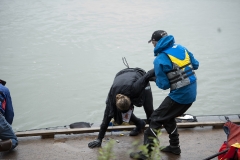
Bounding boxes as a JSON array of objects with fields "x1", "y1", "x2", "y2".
[{"x1": 0, "y1": 0, "x2": 240, "y2": 131}]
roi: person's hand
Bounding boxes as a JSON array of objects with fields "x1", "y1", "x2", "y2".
[
  {"x1": 88, "y1": 139, "x2": 102, "y2": 148},
  {"x1": 147, "y1": 69, "x2": 155, "y2": 77},
  {"x1": 148, "y1": 68, "x2": 155, "y2": 77},
  {"x1": 149, "y1": 77, "x2": 156, "y2": 82}
]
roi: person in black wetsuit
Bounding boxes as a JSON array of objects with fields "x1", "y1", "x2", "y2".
[{"x1": 88, "y1": 67, "x2": 155, "y2": 148}]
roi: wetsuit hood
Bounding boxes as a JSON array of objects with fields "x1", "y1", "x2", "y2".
[{"x1": 154, "y1": 35, "x2": 175, "y2": 56}]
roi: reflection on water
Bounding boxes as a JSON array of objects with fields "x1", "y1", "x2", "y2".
[{"x1": 0, "y1": 0, "x2": 240, "y2": 131}]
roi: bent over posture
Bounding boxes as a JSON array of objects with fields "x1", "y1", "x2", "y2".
[
  {"x1": 88, "y1": 68, "x2": 155, "y2": 148},
  {"x1": 130, "y1": 30, "x2": 199, "y2": 159},
  {"x1": 0, "y1": 79, "x2": 18, "y2": 152}
]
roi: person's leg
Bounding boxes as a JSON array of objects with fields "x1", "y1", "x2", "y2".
[
  {"x1": 129, "y1": 113, "x2": 139, "y2": 123},
  {"x1": 160, "y1": 101, "x2": 192, "y2": 155},
  {"x1": 164, "y1": 118, "x2": 179, "y2": 146},
  {"x1": 142, "y1": 83, "x2": 154, "y2": 124},
  {"x1": 160, "y1": 118, "x2": 181, "y2": 155},
  {"x1": 129, "y1": 113, "x2": 145, "y2": 136},
  {"x1": 130, "y1": 122, "x2": 162, "y2": 160},
  {"x1": 130, "y1": 96, "x2": 193, "y2": 158},
  {"x1": 0, "y1": 114, "x2": 18, "y2": 151},
  {"x1": 144, "y1": 96, "x2": 175, "y2": 152},
  {"x1": 130, "y1": 97, "x2": 172, "y2": 159}
]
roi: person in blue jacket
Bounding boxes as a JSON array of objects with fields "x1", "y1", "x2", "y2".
[
  {"x1": 130, "y1": 30, "x2": 199, "y2": 159},
  {"x1": 0, "y1": 79, "x2": 18, "y2": 152}
]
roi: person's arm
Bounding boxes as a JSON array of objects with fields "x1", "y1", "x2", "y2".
[
  {"x1": 154, "y1": 54, "x2": 172, "y2": 90},
  {"x1": 88, "y1": 105, "x2": 112, "y2": 148},
  {"x1": 88, "y1": 92, "x2": 113, "y2": 148},
  {"x1": 187, "y1": 50, "x2": 199, "y2": 70},
  {"x1": 0, "y1": 86, "x2": 14, "y2": 125},
  {"x1": 4, "y1": 89, "x2": 14, "y2": 125},
  {"x1": 97, "y1": 104, "x2": 112, "y2": 140},
  {"x1": 131, "y1": 69, "x2": 155, "y2": 97}
]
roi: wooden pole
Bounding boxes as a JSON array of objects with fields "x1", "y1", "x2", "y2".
[{"x1": 15, "y1": 120, "x2": 240, "y2": 138}]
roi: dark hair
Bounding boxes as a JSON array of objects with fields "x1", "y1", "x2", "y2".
[{"x1": 116, "y1": 94, "x2": 131, "y2": 111}]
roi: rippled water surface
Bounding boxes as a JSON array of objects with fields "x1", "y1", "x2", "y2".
[{"x1": 0, "y1": 0, "x2": 240, "y2": 131}]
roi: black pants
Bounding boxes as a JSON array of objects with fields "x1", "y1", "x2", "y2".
[
  {"x1": 144, "y1": 96, "x2": 192, "y2": 148},
  {"x1": 130, "y1": 83, "x2": 154, "y2": 124}
]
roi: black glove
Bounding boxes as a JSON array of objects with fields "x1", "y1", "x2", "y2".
[
  {"x1": 88, "y1": 139, "x2": 102, "y2": 148},
  {"x1": 149, "y1": 77, "x2": 156, "y2": 82},
  {"x1": 146, "y1": 69, "x2": 155, "y2": 80}
]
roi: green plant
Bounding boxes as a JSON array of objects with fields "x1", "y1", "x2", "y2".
[
  {"x1": 149, "y1": 129, "x2": 161, "y2": 159},
  {"x1": 98, "y1": 139, "x2": 116, "y2": 160},
  {"x1": 130, "y1": 129, "x2": 162, "y2": 160},
  {"x1": 98, "y1": 129, "x2": 162, "y2": 160}
]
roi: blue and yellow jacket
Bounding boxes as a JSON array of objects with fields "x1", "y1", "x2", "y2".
[
  {"x1": 0, "y1": 84, "x2": 14, "y2": 125},
  {"x1": 153, "y1": 35, "x2": 199, "y2": 104}
]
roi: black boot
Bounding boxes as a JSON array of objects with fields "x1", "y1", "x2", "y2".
[
  {"x1": 0, "y1": 139, "x2": 12, "y2": 152},
  {"x1": 161, "y1": 145, "x2": 181, "y2": 155},
  {"x1": 163, "y1": 125, "x2": 180, "y2": 155},
  {"x1": 129, "y1": 119, "x2": 146, "y2": 136},
  {"x1": 129, "y1": 128, "x2": 156, "y2": 159}
]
